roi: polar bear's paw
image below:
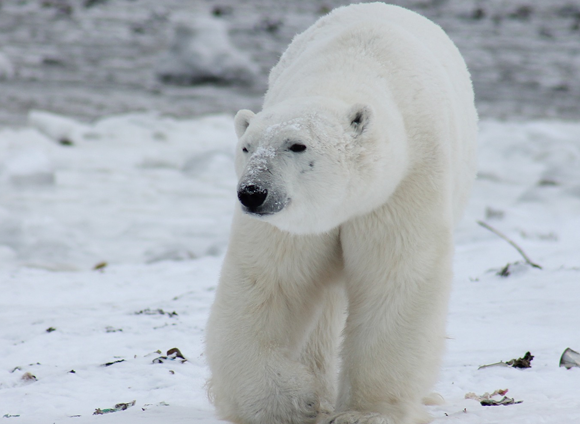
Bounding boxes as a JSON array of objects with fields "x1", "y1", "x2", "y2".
[
  {"x1": 322, "y1": 411, "x2": 395, "y2": 424},
  {"x1": 322, "y1": 407, "x2": 432, "y2": 424},
  {"x1": 246, "y1": 388, "x2": 320, "y2": 424},
  {"x1": 422, "y1": 392, "x2": 445, "y2": 406},
  {"x1": 285, "y1": 391, "x2": 321, "y2": 424}
]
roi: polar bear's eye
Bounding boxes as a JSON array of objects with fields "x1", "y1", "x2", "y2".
[
  {"x1": 289, "y1": 143, "x2": 306, "y2": 153},
  {"x1": 242, "y1": 147, "x2": 249, "y2": 153}
]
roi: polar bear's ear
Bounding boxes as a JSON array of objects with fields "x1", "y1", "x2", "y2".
[
  {"x1": 234, "y1": 109, "x2": 256, "y2": 138},
  {"x1": 348, "y1": 104, "x2": 372, "y2": 136}
]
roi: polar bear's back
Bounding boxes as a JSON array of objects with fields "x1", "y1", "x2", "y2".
[
  {"x1": 267, "y1": 3, "x2": 477, "y2": 225},
  {"x1": 270, "y1": 3, "x2": 468, "y2": 92}
]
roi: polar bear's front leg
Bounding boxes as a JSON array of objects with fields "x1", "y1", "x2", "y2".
[
  {"x1": 206, "y1": 264, "x2": 322, "y2": 424},
  {"x1": 299, "y1": 284, "x2": 346, "y2": 418},
  {"x1": 332, "y1": 207, "x2": 453, "y2": 424},
  {"x1": 206, "y1": 219, "x2": 342, "y2": 424}
]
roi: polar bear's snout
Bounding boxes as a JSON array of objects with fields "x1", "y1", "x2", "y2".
[
  {"x1": 237, "y1": 178, "x2": 288, "y2": 216},
  {"x1": 238, "y1": 184, "x2": 268, "y2": 211}
]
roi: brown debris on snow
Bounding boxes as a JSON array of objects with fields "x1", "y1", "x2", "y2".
[
  {"x1": 478, "y1": 351, "x2": 534, "y2": 369},
  {"x1": 465, "y1": 389, "x2": 523, "y2": 406},
  {"x1": 506, "y1": 351, "x2": 534, "y2": 368},
  {"x1": 21, "y1": 372, "x2": 37, "y2": 382},
  {"x1": 93, "y1": 400, "x2": 136, "y2": 415},
  {"x1": 135, "y1": 308, "x2": 178, "y2": 317},
  {"x1": 102, "y1": 359, "x2": 125, "y2": 367},
  {"x1": 152, "y1": 347, "x2": 187, "y2": 364},
  {"x1": 93, "y1": 261, "x2": 108, "y2": 271}
]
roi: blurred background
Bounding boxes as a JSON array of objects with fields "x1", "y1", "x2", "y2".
[{"x1": 1, "y1": 0, "x2": 579, "y2": 127}]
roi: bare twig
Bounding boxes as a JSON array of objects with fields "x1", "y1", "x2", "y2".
[
  {"x1": 477, "y1": 220, "x2": 542, "y2": 269},
  {"x1": 478, "y1": 361, "x2": 509, "y2": 370}
]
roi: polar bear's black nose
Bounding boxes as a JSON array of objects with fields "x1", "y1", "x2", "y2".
[{"x1": 238, "y1": 185, "x2": 268, "y2": 211}]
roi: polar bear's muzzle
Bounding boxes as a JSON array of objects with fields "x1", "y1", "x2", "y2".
[
  {"x1": 238, "y1": 184, "x2": 268, "y2": 211},
  {"x1": 237, "y1": 181, "x2": 288, "y2": 216}
]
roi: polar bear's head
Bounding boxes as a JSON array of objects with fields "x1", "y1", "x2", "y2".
[{"x1": 233, "y1": 98, "x2": 408, "y2": 234}]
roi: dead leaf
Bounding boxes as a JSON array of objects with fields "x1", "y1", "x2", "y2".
[
  {"x1": 465, "y1": 389, "x2": 522, "y2": 406},
  {"x1": 152, "y1": 347, "x2": 187, "y2": 364},
  {"x1": 21, "y1": 372, "x2": 37, "y2": 382},
  {"x1": 506, "y1": 351, "x2": 534, "y2": 368},
  {"x1": 167, "y1": 347, "x2": 185, "y2": 359},
  {"x1": 93, "y1": 261, "x2": 107, "y2": 271},
  {"x1": 114, "y1": 401, "x2": 136, "y2": 411},
  {"x1": 135, "y1": 308, "x2": 178, "y2": 317},
  {"x1": 93, "y1": 400, "x2": 136, "y2": 415},
  {"x1": 465, "y1": 389, "x2": 508, "y2": 401},
  {"x1": 102, "y1": 359, "x2": 125, "y2": 367},
  {"x1": 480, "y1": 397, "x2": 523, "y2": 406}
]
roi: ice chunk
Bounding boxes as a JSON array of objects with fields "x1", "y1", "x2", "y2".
[
  {"x1": 4, "y1": 149, "x2": 55, "y2": 186},
  {"x1": 28, "y1": 110, "x2": 90, "y2": 145},
  {"x1": 155, "y1": 16, "x2": 258, "y2": 86}
]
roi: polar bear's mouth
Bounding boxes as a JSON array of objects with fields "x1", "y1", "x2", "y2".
[
  {"x1": 243, "y1": 209, "x2": 274, "y2": 217},
  {"x1": 240, "y1": 198, "x2": 290, "y2": 217}
]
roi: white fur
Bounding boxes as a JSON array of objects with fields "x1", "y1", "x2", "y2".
[{"x1": 206, "y1": 3, "x2": 477, "y2": 424}]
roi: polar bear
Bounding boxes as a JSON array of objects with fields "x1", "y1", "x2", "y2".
[{"x1": 205, "y1": 3, "x2": 477, "y2": 424}]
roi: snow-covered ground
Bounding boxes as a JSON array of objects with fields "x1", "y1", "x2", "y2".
[{"x1": 1, "y1": 112, "x2": 580, "y2": 423}]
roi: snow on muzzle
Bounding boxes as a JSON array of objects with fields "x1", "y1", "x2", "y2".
[{"x1": 237, "y1": 150, "x2": 288, "y2": 216}]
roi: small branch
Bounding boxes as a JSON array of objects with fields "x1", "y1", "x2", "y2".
[
  {"x1": 476, "y1": 220, "x2": 542, "y2": 269},
  {"x1": 477, "y1": 361, "x2": 509, "y2": 370}
]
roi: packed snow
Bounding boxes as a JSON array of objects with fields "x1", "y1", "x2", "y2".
[{"x1": 1, "y1": 112, "x2": 580, "y2": 423}]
